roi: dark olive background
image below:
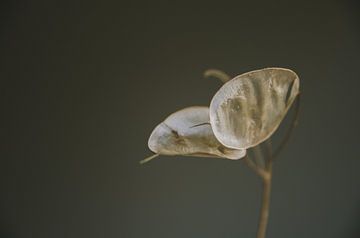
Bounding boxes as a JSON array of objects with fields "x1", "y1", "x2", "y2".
[{"x1": 1, "y1": 0, "x2": 360, "y2": 237}]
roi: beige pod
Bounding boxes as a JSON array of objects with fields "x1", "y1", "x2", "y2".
[
  {"x1": 147, "y1": 106, "x2": 246, "y2": 160},
  {"x1": 210, "y1": 68, "x2": 300, "y2": 150}
]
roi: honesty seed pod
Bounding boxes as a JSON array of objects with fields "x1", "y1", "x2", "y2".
[
  {"x1": 209, "y1": 67, "x2": 300, "y2": 150},
  {"x1": 142, "y1": 106, "x2": 246, "y2": 163}
]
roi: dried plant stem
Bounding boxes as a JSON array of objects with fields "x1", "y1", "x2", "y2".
[
  {"x1": 264, "y1": 139, "x2": 273, "y2": 166},
  {"x1": 244, "y1": 155, "x2": 268, "y2": 178},
  {"x1": 253, "y1": 145, "x2": 264, "y2": 168},
  {"x1": 257, "y1": 161, "x2": 272, "y2": 238},
  {"x1": 203, "y1": 69, "x2": 231, "y2": 83},
  {"x1": 244, "y1": 155, "x2": 272, "y2": 238},
  {"x1": 139, "y1": 154, "x2": 159, "y2": 164}
]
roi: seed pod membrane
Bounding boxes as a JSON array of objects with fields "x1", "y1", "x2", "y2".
[
  {"x1": 210, "y1": 68, "x2": 300, "y2": 149},
  {"x1": 148, "y1": 106, "x2": 246, "y2": 160}
]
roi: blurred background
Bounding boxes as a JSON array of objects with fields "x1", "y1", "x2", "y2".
[{"x1": 1, "y1": 0, "x2": 360, "y2": 237}]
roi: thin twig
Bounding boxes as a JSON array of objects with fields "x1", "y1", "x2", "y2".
[
  {"x1": 203, "y1": 69, "x2": 231, "y2": 83},
  {"x1": 243, "y1": 155, "x2": 268, "y2": 179},
  {"x1": 263, "y1": 139, "x2": 273, "y2": 170},
  {"x1": 272, "y1": 94, "x2": 301, "y2": 160},
  {"x1": 139, "y1": 154, "x2": 159, "y2": 164},
  {"x1": 252, "y1": 145, "x2": 265, "y2": 169},
  {"x1": 256, "y1": 161, "x2": 272, "y2": 238}
]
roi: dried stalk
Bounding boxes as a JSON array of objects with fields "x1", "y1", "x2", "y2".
[
  {"x1": 139, "y1": 154, "x2": 159, "y2": 164},
  {"x1": 253, "y1": 145, "x2": 265, "y2": 168},
  {"x1": 257, "y1": 162, "x2": 272, "y2": 238},
  {"x1": 203, "y1": 69, "x2": 231, "y2": 83},
  {"x1": 243, "y1": 155, "x2": 268, "y2": 178}
]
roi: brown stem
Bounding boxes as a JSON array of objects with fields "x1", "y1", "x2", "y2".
[
  {"x1": 139, "y1": 154, "x2": 159, "y2": 164},
  {"x1": 203, "y1": 69, "x2": 231, "y2": 83},
  {"x1": 253, "y1": 145, "x2": 265, "y2": 169},
  {"x1": 243, "y1": 155, "x2": 268, "y2": 178},
  {"x1": 256, "y1": 161, "x2": 272, "y2": 238}
]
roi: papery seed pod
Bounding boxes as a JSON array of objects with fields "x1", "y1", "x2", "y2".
[
  {"x1": 210, "y1": 68, "x2": 300, "y2": 149},
  {"x1": 147, "y1": 106, "x2": 246, "y2": 160}
]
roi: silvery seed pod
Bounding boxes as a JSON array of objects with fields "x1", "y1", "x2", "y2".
[
  {"x1": 210, "y1": 68, "x2": 300, "y2": 149},
  {"x1": 148, "y1": 106, "x2": 246, "y2": 160}
]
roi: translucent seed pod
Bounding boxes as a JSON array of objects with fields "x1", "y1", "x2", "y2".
[
  {"x1": 146, "y1": 106, "x2": 246, "y2": 162},
  {"x1": 210, "y1": 68, "x2": 300, "y2": 149}
]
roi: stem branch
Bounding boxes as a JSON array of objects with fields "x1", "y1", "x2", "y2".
[
  {"x1": 253, "y1": 145, "x2": 265, "y2": 169},
  {"x1": 243, "y1": 155, "x2": 268, "y2": 179},
  {"x1": 256, "y1": 161, "x2": 272, "y2": 238},
  {"x1": 203, "y1": 69, "x2": 231, "y2": 83}
]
